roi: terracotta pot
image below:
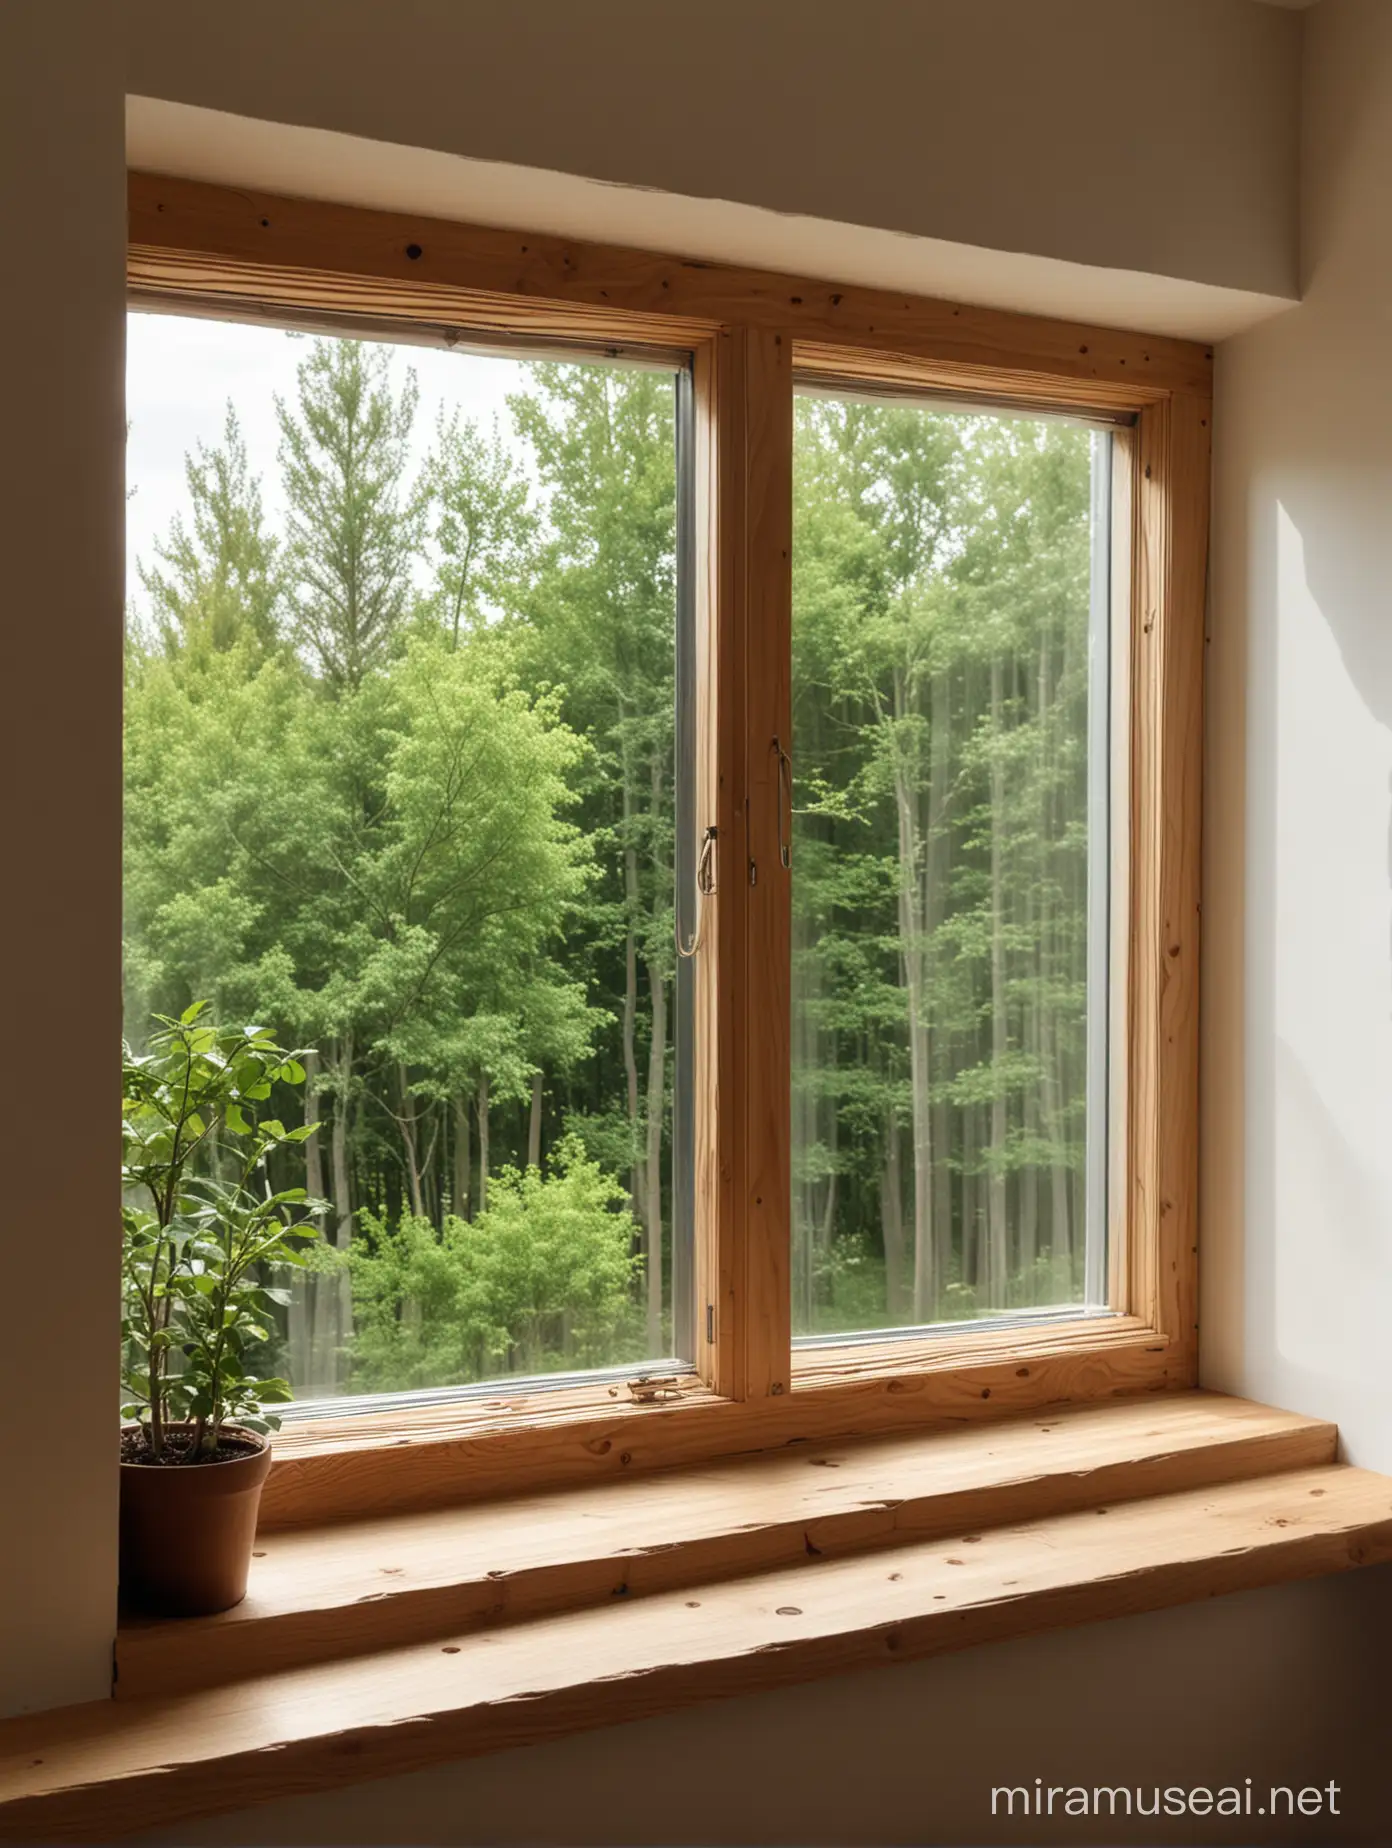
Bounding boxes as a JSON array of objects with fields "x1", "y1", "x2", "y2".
[{"x1": 119, "y1": 1426, "x2": 272, "y2": 1617}]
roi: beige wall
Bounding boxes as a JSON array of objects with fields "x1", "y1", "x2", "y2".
[
  {"x1": 0, "y1": 0, "x2": 125, "y2": 1717},
  {"x1": 124, "y1": 0, "x2": 1302, "y2": 301},
  {"x1": 1202, "y1": 0, "x2": 1392, "y2": 1473}
]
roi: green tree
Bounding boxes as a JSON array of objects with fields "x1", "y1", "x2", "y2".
[
  {"x1": 356, "y1": 628, "x2": 599, "y2": 1236},
  {"x1": 139, "y1": 404, "x2": 281, "y2": 662},
  {"x1": 277, "y1": 337, "x2": 421, "y2": 691},
  {"x1": 793, "y1": 397, "x2": 967, "y2": 1320},
  {"x1": 123, "y1": 618, "x2": 600, "y2": 1392},
  {"x1": 790, "y1": 399, "x2": 1093, "y2": 1331},
  {"x1": 423, "y1": 410, "x2": 537, "y2": 649},
  {"x1": 510, "y1": 363, "x2": 677, "y2": 1353},
  {"x1": 345, "y1": 1136, "x2": 642, "y2": 1387},
  {"x1": 127, "y1": 333, "x2": 685, "y2": 1398}
]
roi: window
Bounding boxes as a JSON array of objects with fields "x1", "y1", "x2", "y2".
[
  {"x1": 789, "y1": 389, "x2": 1116, "y2": 1341},
  {"x1": 125, "y1": 312, "x2": 695, "y2": 1404},
  {"x1": 126, "y1": 175, "x2": 1207, "y2": 1515}
]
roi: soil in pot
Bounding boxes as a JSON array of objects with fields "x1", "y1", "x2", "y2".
[{"x1": 119, "y1": 1424, "x2": 273, "y2": 1618}]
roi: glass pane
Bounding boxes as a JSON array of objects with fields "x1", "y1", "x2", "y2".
[
  {"x1": 124, "y1": 312, "x2": 690, "y2": 1400},
  {"x1": 790, "y1": 390, "x2": 1110, "y2": 1338}
]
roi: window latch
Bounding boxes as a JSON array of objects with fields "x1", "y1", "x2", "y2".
[
  {"x1": 617, "y1": 1374, "x2": 683, "y2": 1406},
  {"x1": 773, "y1": 736, "x2": 792, "y2": 870},
  {"x1": 676, "y1": 826, "x2": 717, "y2": 960}
]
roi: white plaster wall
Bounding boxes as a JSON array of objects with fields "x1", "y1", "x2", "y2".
[
  {"x1": 1202, "y1": 0, "x2": 1392, "y2": 1470},
  {"x1": 124, "y1": 0, "x2": 1302, "y2": 301}
]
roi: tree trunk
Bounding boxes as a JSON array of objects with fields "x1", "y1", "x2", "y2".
[
  {"x1": 329, "y1": 1034, "x2": 354, "y2": 1250},
  {"x1": 620, "y1": 729, "x2": 645, "y2": 1226},
  {"x1": 528, "y1": 1070, "x2": 543, "y2": 1172},
  {"x1": 422, "y1": 1103, "x2": 441, "y2": 1228},
  {"x1": 287, "y1": 1047, "x2": 325, "y2": 1397},
  {"x1": 311, "y1": 1032, "x2": 354, "y2": 1395},
  {"x1": 453, "y1": 1094, "x2": 471, "y2": 1220},
  {"x1": 644, "y1": 955, "x2": 666, "y2": 1354},
  {"x1": 926, "y1": 664, "x2": 954, "y2": 1305},
  {"x1": 397, "y1": 1062, "x2": 425, "y2": 1218},
  {"x1": 644, "y1": 747, "x2": 669, "y2": 1356},
  {"x1": 476, "y1": 1070, "x2": 490, "y2": 1215},
  {"x1": 1036, "y1": 624, "x2": 1071, "y2": 1274},
  {"x1": 816, "y1": 1023, "x2": 842, "y2": 1318},
  {"x1": 301, "y1": 1047, "x2": 325, "y2": 1206},
  {"x1": 792, "y1": 899, "x2": 818, "y2": 1329},
  {"x1": 880, "y1": 1113, "x2": 906, "y2": 1321},
  {"x1": 1021, "y1": 879, "x2": 1040, "y2": 1286},
  {"x1": 819, "y1": 1104, "x2": 839, "y2": 1261},
  {"x1": 986, "y1": 657, "x2": 1009, "y2": 1308},
  {"x1": 1042, "y1": 1008, "x2": 1072, "y2": 1268},
  {"x1": 931, "y1": 1095, "x2": 953, "y2": 1312},
  {"x1": 891, "y1": 669, "x2": 934, "y2": 1322},
  {"x1": 962, "y1": 1101, "x2": 980, "y2": 1297}
]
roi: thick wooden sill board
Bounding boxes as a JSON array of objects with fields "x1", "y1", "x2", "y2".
[
  {"x1": 117, "y1": 1391, "x2": 1331, "y2": 1699},
  {"x1": 4, "y1": 1394, "x2": 1390, "y2": 1842}
]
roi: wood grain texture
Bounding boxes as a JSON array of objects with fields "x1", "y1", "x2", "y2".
[
  {"x1": 793, "y1": 340, "x2": 1152, "y2": 418},
  {"x1": 7, "y1": 1460, "x2": 1388, "y2": 1841},
  {"x1": 259, "y1": 1324, "x2": 1181, "y2": 1529},
  {"x1": 789, "y1": 1311, "x2": 1155, "y2": 1384},
  {"x1": 115, "y1": 1394, "x2": 1333, "y2": 1700},
  {"x1": 741, "y1": 327, "x2": 794, "y2": 1398},
  {"x1": 127, "y1": 173, "x2": 1212, "y2": 403},
  {"x1": 1106, "y1": 427, "x2": 1137, "y2": 1317},
  {"x1": 695, "y1": 324, "x2": 791, "y2": 1402},
  {"x1": 1127, "y1": 397, "x2": 1209, "y2": 1373},
  {"x1": 1155, "y1": 395, "x2": 1210, "y2": 1376},
  {"x1": 693, "y1": 328, "x2": 747, "y2": 1398}
]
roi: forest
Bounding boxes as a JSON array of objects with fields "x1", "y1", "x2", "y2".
[{"x1": 124, "y1": 324, "x2": 1099, "y2": 1400}]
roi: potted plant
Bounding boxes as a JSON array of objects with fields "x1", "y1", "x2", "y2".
[{"x1": 120, "y1": 1004, "x2": 326, "y2": 1617}]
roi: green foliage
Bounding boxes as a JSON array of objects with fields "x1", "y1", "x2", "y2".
[
  {"x1": 138, "y1": 405, "x2": 282, "y2": 664},
  {"x1": 423, "y1": 410, "x2": 537, "y2": 648},
  {"x1": 790, "y1": 398, "x2": 1095, "y2": 1328},
  {"x1": 277, "y1": 337, "x2": 422, "y2": 690},
  {"x1": 345, "y1": 1138, "x2": 643, "y2": 1388},
  {"x1": 507, "y1": 364, "x2": 678, "y2": 1350},
  {"x1": 124, "y1": 321, "x2": 1100, "y2": 1398},
  {"x1": 121, "y1": 1004, "x2": 327, "y2": 1457}
]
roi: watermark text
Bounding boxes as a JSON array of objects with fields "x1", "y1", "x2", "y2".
[{"x1": 990, "y1": 1780, "x2": 1340, "y2": 1820}]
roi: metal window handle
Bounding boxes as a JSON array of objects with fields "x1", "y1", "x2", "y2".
[
  {"x1": 774, "y1": 737, "x2": 793, "y2": 871},
  {"x1": 676, "y1": 825, "x2": 718, "y2": 960}
]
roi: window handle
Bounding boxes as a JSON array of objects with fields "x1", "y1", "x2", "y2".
[
  {"x1": 774, "y1": 737, "x2": 793, "y2": 871},
  {"x1": 676, "y1": 825, "x2": 718, "y2": 960}
]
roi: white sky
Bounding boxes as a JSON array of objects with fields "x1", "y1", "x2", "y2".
[{"x1": 125, "y1": 310, "x2": 532, "y2": 611}]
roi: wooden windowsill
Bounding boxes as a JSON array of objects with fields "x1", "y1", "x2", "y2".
[
  {"x1": 3, "y1": 1392, "x2": 1389, "y2": 1842},
  {"x1": 258, "y1": 1315, "x2": 1175, "y2": 1529}
]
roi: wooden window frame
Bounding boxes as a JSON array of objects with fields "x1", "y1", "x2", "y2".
[{"x1": 126, "y1": 173, "x2": 1208, "y2": 1528}]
